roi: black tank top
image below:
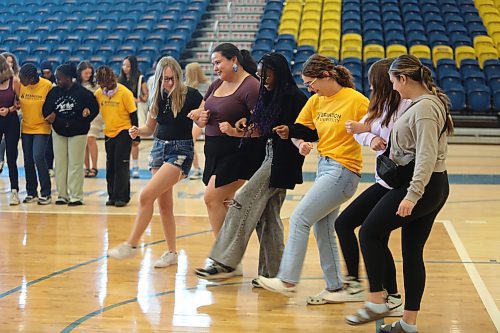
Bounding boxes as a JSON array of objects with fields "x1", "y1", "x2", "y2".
[{"x1": 0, "y1": 78, "x2": 15, "y2": 108}]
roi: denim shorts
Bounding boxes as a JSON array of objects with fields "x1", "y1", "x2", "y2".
[{"x1": 148, "y1": 138, "x2": 194, "y2": 176}]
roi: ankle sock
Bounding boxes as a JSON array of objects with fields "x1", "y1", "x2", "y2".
[{"x1": 400, "y1": 319, "x2": 417, "y2": 333}]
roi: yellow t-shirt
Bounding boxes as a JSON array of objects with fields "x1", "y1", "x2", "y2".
[
  {"x1": 95, "y1": 84, "x2": 137, "y2": 138},
  {"x1": 296, "y1": 87, "x2": 369, "y2": 174},
  {"x1": 20, "y1": 78, "x2": 53, "y2": 134}
]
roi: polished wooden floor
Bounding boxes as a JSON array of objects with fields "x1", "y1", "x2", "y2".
[{"x1": 0, "y1": 142, "x2": 499, "y2": 332}]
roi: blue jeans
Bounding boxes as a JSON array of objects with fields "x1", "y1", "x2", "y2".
[
  {"x1": 277, "y1": 156, "x2": 360, "y2": 290},
  {"x1": 22, "y1": 133, "x2": 51, "y2": 197}
]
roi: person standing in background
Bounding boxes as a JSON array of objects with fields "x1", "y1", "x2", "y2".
[
  {"x1": 0, "y1": 52, "x2": 20, "y2": 175},
  {"x1": 118, "y1": 55, "x2": 149, "y2": 179},
  {"x1": 40, "y1": 60, "x2": 55, "y2": 178},
  {"x1": 78, "y1": 61, "x2": 102, "y2": 178},
  {"x1": 19, "y1": 64, "x2": 53, "y2": 205},
  {"x1": 42, "y1": 63, "x2": 99, "y2": 206},
  {"x1": 184, "y1": 62, "x2": 210, "y2": 180},
  {"x1": 95, "y1": 66, "x2": 137, "y2": 207},
  {"x1": 0, "y1": 54, "x2": 21, "y2": 205}
]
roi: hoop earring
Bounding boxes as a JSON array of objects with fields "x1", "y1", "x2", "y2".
[{"x1": 232, "y1": 64, "x2": 238, "y2": 72}]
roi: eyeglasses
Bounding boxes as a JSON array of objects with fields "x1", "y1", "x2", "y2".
[
  {"x1": 162, "y1": 76, "x2": 174, "y2": 82},
  {"x1": 303, "y1": 78, "x2": 318, "y2": 89}
]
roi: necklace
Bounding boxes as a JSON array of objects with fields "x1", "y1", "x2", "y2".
[{"x1": 162, "y1": 96, "x2": 172, "y2": 114}]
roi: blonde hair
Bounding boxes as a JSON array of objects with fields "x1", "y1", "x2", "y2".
[
  {"x1": 0, "y1": 54, "x2": 14, "y2": 84},
  {"x1": 302, "y1": 54, "x2": 355, "y2": 89},
  {"x1": 389, "y1": 54, "x2": 454, "y2": 135},
  {"x1": 149, "y1": 56, "x2": 187, "y2": 118},
  {"x1": 184, "y1": 62, "x2": 209, "y2": 89}
]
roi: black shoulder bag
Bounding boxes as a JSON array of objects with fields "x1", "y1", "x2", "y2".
[{"x1": 376, "y1": 99, "x2": 448, "y2": 189}]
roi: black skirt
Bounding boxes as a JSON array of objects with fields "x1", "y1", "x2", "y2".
[{"x1": 203, "y1": 135, "x2": 265, "y2": 188}]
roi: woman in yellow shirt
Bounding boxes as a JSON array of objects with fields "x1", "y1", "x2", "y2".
[
  {"x1": 258, "y1": 54, "x2": 369, "y2": 302},
  {"x1": 95, "y1": 66, "x2": 137, "y2": 207},
  {"x1": 19, "y1": 64, "x2": 53, "y2": 205}
]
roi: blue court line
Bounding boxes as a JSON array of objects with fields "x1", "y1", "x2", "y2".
[
  {"x1": 3, "y1": 167, "x2": 500, "y2": 184},
  {"x1": 0, "y1": 229, "x2": 212, "y2": 300}
]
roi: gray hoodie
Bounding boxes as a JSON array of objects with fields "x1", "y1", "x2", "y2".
[{"x1": 391, "y1": 94, "x2": 448, "y2": 204}]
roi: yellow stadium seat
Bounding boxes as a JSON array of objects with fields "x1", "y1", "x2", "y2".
[
  {"x1": 299, "y1": 31, "x2": 319, "y2": 49},
  {"x1": 322, "y1": 16, "x2": 341, "y2": 28},
  {"x1": 320, "y1": 35, "x2": 340, "y2": 49},
  {"x1": 409, "y1": 45, "x2": 432, "y2": 59},
  {"x1": 487, "y1": 20, "x2": 500, "y2": 35},
  {"x1": 474, "y1": 35, "x2": 496, "y2": 49},
  {"x1": 279, "y1": 20, "x2": 300, "y2": 39},
  {"x1": 319, "y1": 45, "x2": 340, "y2": 59},
  {"x1": 432, "y1": 45, "x2": 454, "y2": 67},
  {"x1": 387, "y1": 44, "x2": 408, "y2": 58},
  {"x1": 305, "y1": 0, "x2": 323, "y2": 4},
  {"x1": 282, "y1": 9, "x2": 302, "y2": 21},
  {"x1": 301, "y1": 21, "x2": 320, "y2": 34},
  {"x1": 491, "y1": 31, "x2": 500, "y2": 49},
  {"x1": 321, "y1": 27, "x2": 340, "y2": 40},
  {"x1": 475, "y1": 0, "x2": 495, "y2": 7},
  {"x1": 341, "y1": 33, "x2": 363, "y2": 49},
  {"x1": 363, "y1": 44, "x2": 385, "y2": 61},
  {"x1": 304, "y1": 4, "x2": 322, "y2": 13},
  {"x1": 455, "y1": 46, "x2": 477, "y2": 67},
  {"x1": 341, "y1": 45, "x2": 362, "y2": 59},
  {"x1": 476, "y1": 46, "x2": 499, "y2": 68},
  {"x1": 324, "y1": 0, "x2": 341, "y2": 4},
  {"x1": 302, "y1": 12, "x2": 321, "y2": 24}
]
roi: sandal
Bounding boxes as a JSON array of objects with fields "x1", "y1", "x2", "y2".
[
  {"x1": 345, "y1": 304, "x2": 390, "y2": 326},
  {"x1": 84, "y1": 168, "x2": 90, "y2": 178},
  {"x1": 87, "y1": 168, "x2": 98, "y2": 178}
]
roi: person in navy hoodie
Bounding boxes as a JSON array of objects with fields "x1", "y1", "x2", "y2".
[{"x1": 42, "y1": 63, "x2": 99, "y2": 206}]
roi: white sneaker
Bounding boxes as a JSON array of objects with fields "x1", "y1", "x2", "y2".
[
  {"x1": 131, "y1": 167, "x2": 140, "y2": 179},
  {"x1": 154, "y1": 251, "x2": 178, "y2": 268},
  {"x1": 189, "y1": 168, "x2": 203, "y2": 180},
  {"x1": 307, "y1": 277, "x2": 365, "y2": 304},
  {"x1": 387, "y1": 294, "x2": 404, "y2": 317},
  {"x1": 108, "y1": 242, "x2": 138, "y2": 260},
  {"x1": 9, "y1": 190, "x2": 20, "y2": 206},
  {"x1": 257, "y1": 276, "x2": 296, "y2": 297}
]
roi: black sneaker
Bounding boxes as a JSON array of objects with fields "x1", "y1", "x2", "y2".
[
  {"x1": 195, "y1": 263, "x2": 237, "y2": 280},
  {"x1": 114, "y1": 201, "x2": 128, "y2": 207},
  {"x1": 251, "y1": 278, "x2": 263, "y2": 288},
  {"x1": 37, "y1": 196, "x2": 52, "y2": 205},
  {"x1": 68, "y1": 201, "x2": 83, "y2": 206},
  {"x1": 105, "y1": 200, "x2": 115, "y2": 206},
  {"x1": 23, "y1": 195, "x2": 38, "y2": 203},
  {"x1": 55, "y1": 198, "x2": 69, "y2": 205}
]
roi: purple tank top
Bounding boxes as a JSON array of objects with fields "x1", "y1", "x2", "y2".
[{"x1": 0, "y1": 78, "x2": 15, "y2": 108}]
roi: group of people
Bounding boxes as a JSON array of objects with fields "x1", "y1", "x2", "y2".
[
  {"x1": 0, "y1": 52, "x2": 208, "y2": 206},
  {"x1": 1, "y1": 41, "x2": 451, "y2": 332},
  {"x1": 103, "y1": 42, "x2": 452, "y2": 333}
]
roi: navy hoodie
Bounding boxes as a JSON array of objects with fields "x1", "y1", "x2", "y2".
[{"x1": 42, "y1": 83, "x2": 99, "y2": 137}]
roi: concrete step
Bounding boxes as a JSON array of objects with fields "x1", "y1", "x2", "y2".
[
  {"x1": 212, "y1": 0, "x2": 266, "y2": 5},
  {"x1": 199, "y1": 21, "x2": 260, "y2": 30},
  {"x1": 207, "y1": 6, "x2": 265, "y2": 14},
  {"x1": 207, "y1": 13, "x2": 262, "y2": 21},
  {"x1": 191, "y1": 40, "x2": 254, "y2": 50},
  {"x1": 194, "y1": 31, "x2": 256, "y2": 39}
]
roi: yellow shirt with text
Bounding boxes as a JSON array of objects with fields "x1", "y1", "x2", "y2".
[
  {"x1": 95, "y1": 84, "x2": 137, "y2": 138},
  {"x1": 20, "y1": 78, "x2": 53, "y2": 134},
  {"x1": 296, "y1": 87, "x2": 369, "y2": 174}
]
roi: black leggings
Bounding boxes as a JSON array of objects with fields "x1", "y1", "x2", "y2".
[
  {"x1": 359, "y1": 171, "x2": 449, "y2": 311},
  {"x1": 335, "y1": 182, "x2": 398, "y2": 294},
  {"x1": 0, "y1": 113, "x2": 20, "y2": 190}
]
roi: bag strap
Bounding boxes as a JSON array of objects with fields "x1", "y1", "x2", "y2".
[{"x1": 382, "y1": 97, "x2": 448, "y2": 157}]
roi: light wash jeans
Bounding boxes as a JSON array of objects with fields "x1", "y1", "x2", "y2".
[
  {"x1": 277, "y1": 156, "x2": 360, "y2": 290},
  {"x1": 210, "y1": 141, "x2": 286, "y2": 277}
]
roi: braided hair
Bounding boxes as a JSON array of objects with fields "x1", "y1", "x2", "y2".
[
  {"x1": 250, "y1": 52, "x2": 296, "y2": 135},
  {"x1": 19, "y1": 63, "x2": 40, "y2": 85}
]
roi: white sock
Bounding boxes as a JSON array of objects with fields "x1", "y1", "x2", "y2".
[
  {"x1": 133, "y1": 159, "x2": 139, "y2": 168},
  {"x1": 400, "y1": 319, "x2": 417, "y2": 333}
]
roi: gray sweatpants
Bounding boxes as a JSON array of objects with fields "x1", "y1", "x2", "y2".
[{"x1": 210, "y1": 142, "x2": 286, "y2": 278}]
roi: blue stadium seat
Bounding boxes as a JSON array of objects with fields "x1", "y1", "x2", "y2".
[
  {"x1": 483, "y1": 60, "x2": 500, "y2": 81},
  {"x1": 464, "y1": 74, "x2": 487, "y2": 93},
  {"x1": 460, "y1": 59, "x2": 482, "y2": 79},
  {"x1": 429, "y1": 32, "x2": 450, "y2": 47},
  {"x1": 493, "y1": 90, "x2": 500, "y2": 111},
  {"x1": 444, "y1": 85, "x2": 467, "y2": 112},
  {"x1": 468, "y1": 86, "x2": 491, "y2": 112},
  {"x1": 251, "y1": 50, "x2": 268, "y2": 62},
  {"x1": 295, "y1": 46, "x2": 315, "y2": 63}
]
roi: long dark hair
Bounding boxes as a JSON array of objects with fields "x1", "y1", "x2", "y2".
[
  {"x1": 118, "y1": 55, "x2": 141, "y2": 95},
  {"x1": 251, "y1": 52, "x2": 296, "y2": 135},
  {"x1": 366, "y1": 58, "x2": 401, "y2": 127},
  {"x1": 213, "y1": 43, "x2": 258, "y2": 79}
]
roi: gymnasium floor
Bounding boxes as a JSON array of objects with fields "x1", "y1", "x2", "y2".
[{"x1": 0, "y1": 141, "x2": 498, "y2": 332}]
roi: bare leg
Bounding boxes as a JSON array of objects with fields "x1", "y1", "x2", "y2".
[
  {"x1": 88, "y1": 136, "x2": 98, "y2": 170},
  {"x1": 131, "y1": 141, "x2": 139, "y2": 161},
  {"x1": 157, "y1": 187, "x2": 177, "y2": 252},
  {"x1": 126, "y1": 164, "x2": 182, "y2": 246},
  {"x1": 192, "y1": 125, "x2": 203, "y2": 170},
  {"x1": 203, "y1": 175, "x2": 245, "y2": 236}
]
